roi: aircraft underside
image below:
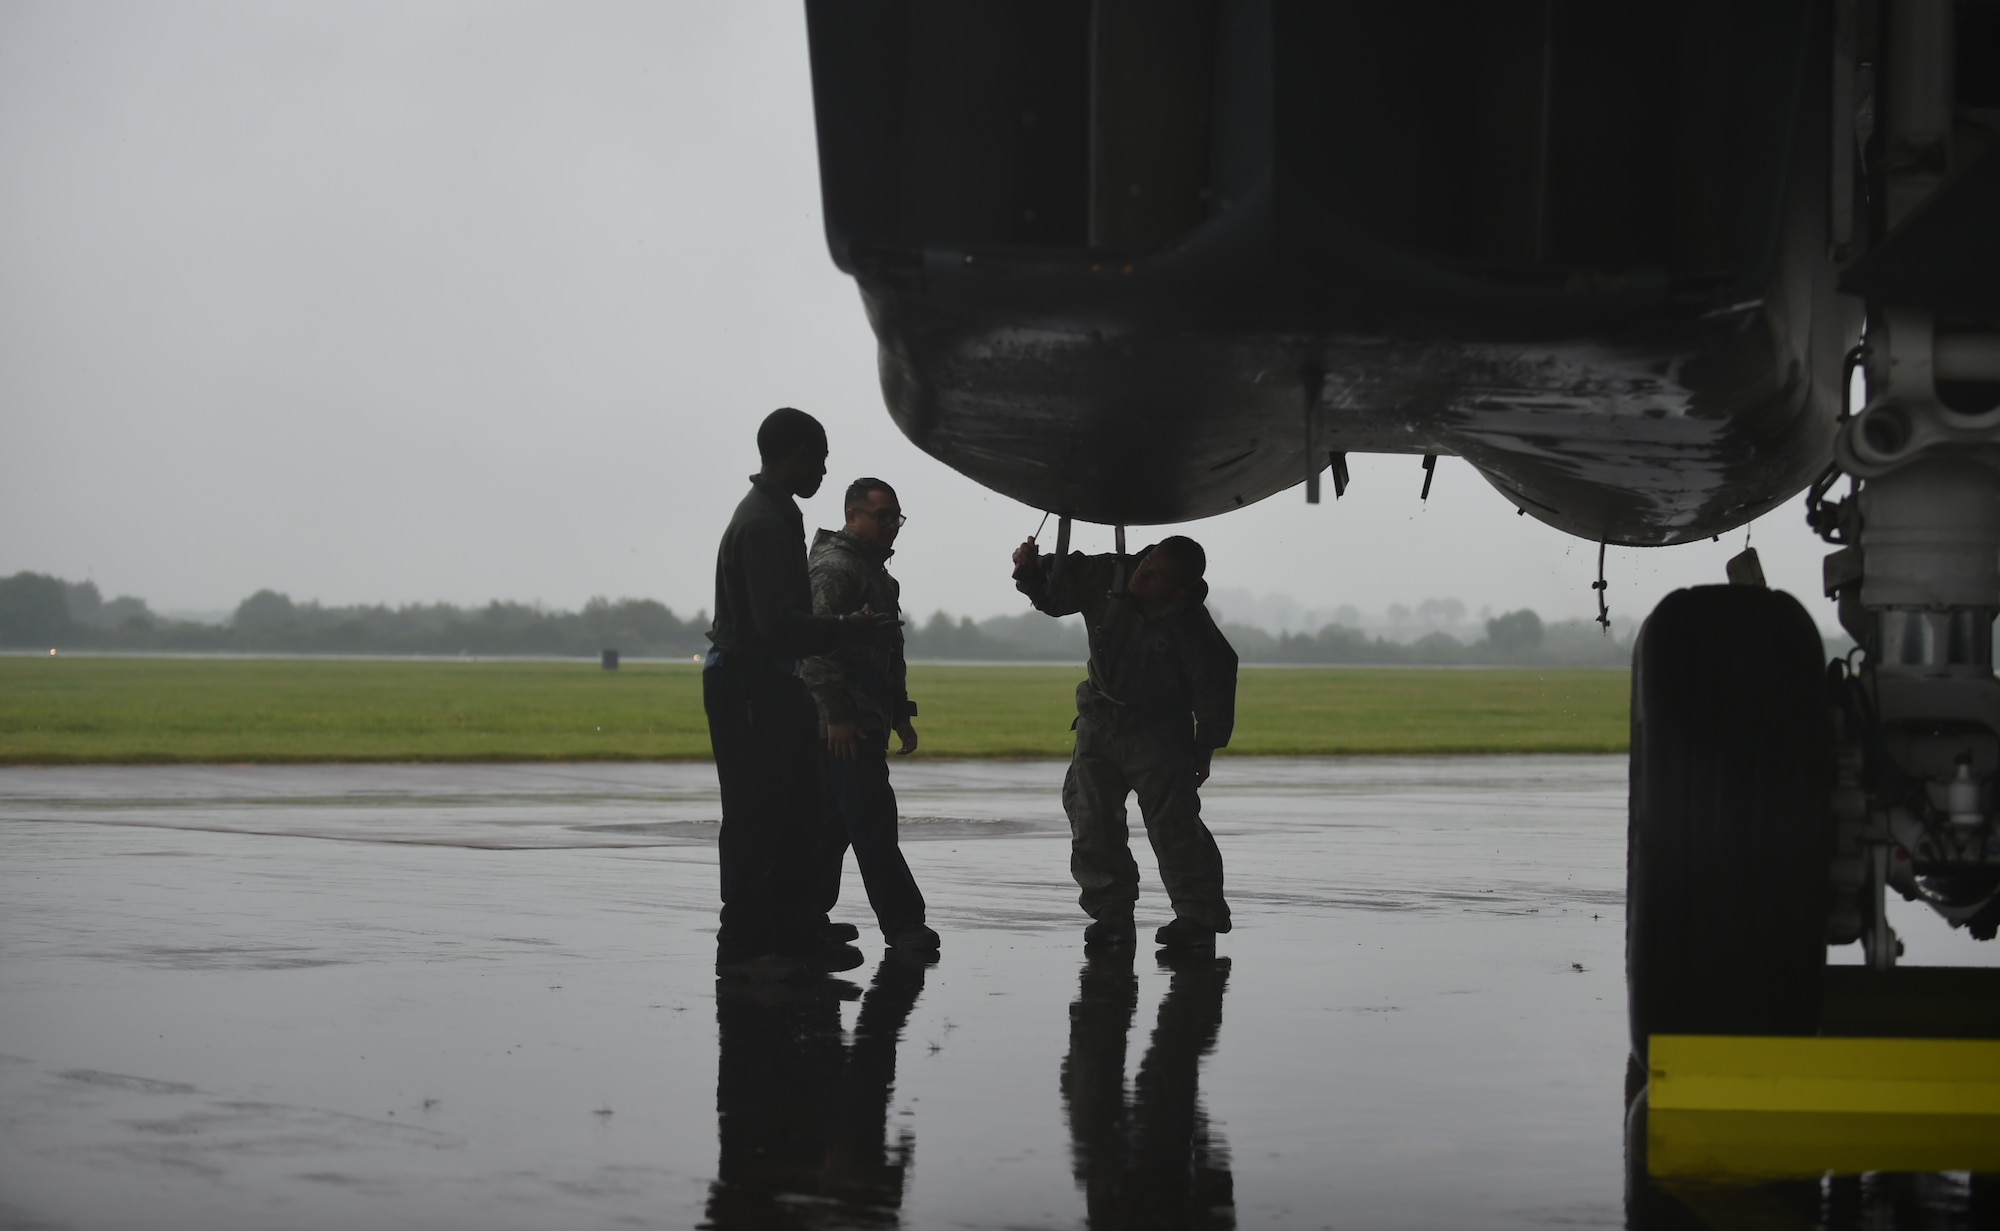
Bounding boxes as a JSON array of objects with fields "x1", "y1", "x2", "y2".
[
  {"x1": 808, "y1": 0, "x2": 1871, "y2": 543},
  {"x1": 806, "y1": 0, "x2": 2000, "y2": 1139}
]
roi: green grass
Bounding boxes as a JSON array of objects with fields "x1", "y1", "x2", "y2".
[{"x1": 0, "y1": 657, "x2": 1630, "y2": 764}]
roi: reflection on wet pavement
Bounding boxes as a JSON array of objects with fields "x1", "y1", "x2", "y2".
[
  {"x1": 1626, "y1": 1093, "x2": 2000, "y2": 1229},
  {"x1": 707, "y1": 955, "x2": 932, "y2": 1228},
  {"x1": 1065, "y1": 950, "x2": 1234, "y2": 1230},
  {"x1": 1, "y1": 757, "x2": 1994, "y2": 1229}
]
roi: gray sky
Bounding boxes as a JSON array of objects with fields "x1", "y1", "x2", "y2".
[{"x1": 1, "y1": 1, "x2": 1845, "y2": 632}]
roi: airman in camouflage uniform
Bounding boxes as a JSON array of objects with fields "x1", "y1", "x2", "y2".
[
  {"x1": 799, "y1": 478, "x2": 937, "y2": 951},
  {"x1": 1013, "y1": 535, "x2": 1237, "y2": 949}
]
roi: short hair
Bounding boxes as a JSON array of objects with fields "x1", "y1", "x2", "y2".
[
  {"x1": 844, "y1": 477, "x2": 897, "y2": 508},
  {"x1": 757, "y1": 407, "x2": 826, "y2": 465},
  {"x1": 1152, "y1": 535, "x2": 1207, "y2": 579}
]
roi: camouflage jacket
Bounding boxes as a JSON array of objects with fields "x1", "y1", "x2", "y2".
[
  {"x1": 1015, "y1": 544, "x2": 1237, "y2": 750},
  {"x1": 799, "y1": 529, "x2": 914, "y2": 737}
]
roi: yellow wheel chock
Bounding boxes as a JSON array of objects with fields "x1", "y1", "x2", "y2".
[{"x1": 1646, "y1": 1034, "x2": 2000, "y2": 1179}]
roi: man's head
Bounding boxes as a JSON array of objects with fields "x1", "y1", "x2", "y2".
[
  {"x1": 1127, "y1": 535, "x2": 1206, "y2": 602},
  {"x1": 842, "y1": 477, "x2": 903, "y2": 546},
  {"x1": 757, "y1": 407, "x2": 828, "y2": 498}
]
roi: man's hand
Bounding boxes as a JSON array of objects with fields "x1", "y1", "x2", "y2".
[
  {"x1": 894, "y1": 720, "x2": 919, "y2": 756},
  {"x1": 840, "y1": 603, "x2": 902, "y2": 640},
  {"x1": 1192, "y1": 748, "x2": 1214, "y2": 788},
  {"x1": 827, "y1": 721, "x2": 860, "y2": 760},
  {"x1": 1012, "y1": 539, "x2": 1040, "y2": 571}
]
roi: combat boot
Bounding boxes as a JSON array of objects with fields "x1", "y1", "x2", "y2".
[
  {"x1": 1154, "y1": 918, "x2": 1217, "y2": 949},
  {"x1": 1082, "y1": 917, "x2": 1136, "y2": 948},
  {"x1": 885, "y1": 923, "x2": 941, "y2": 952}
]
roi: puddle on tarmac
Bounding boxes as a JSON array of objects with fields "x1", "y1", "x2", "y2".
[{"x1": 1, "y1": 758, "x2": 1993, "y2": 1228}]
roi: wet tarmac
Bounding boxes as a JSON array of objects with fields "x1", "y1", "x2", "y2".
[{"x1": 2, "y1": 758, "x2": 1994, "y2": 1230}]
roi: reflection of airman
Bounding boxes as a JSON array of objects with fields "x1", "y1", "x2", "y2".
[
  {"x1": 1063, "y1": 949, "x2": 1235, "y2": 1229},
  {"x1": 1014, "y1": 535, "x2": 1238, "y2": 948},
  {"x1": 706, "y1": 954, "x2": 931, "y2": 1227}
]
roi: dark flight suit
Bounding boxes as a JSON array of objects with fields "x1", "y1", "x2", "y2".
[
  {"x1": 705, "y1": 474, "x2": 847, "y2": 962},
  {"x1": 799, "y1": 528, "x2": 927, "y2": 938},
  {"x1": 1017, "y1": 547, "x2": 1238, "y2": 932}
]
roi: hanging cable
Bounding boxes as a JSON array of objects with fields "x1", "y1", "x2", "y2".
[{"x1": 1593, "y1": 541, "x2": 1610, "y2": 632}]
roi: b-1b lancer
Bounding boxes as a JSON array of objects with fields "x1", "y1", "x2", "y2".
[{"x1": 801, "y1": 1, "x2": 2000, "y2": 1055}]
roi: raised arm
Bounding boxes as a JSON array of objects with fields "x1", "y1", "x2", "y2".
[{"x1": 1012, "y1": 540, "x2": 1113, "y2": 619}]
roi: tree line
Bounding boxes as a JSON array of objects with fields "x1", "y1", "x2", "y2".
[
  {"x1": 1, "y1": 571, "x2": 1633, "y2": 665},
  {"x1": 1, "y1": 573, "x2": 710, "y2": 658}
]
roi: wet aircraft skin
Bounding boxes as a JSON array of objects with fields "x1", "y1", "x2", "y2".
[
  {"x1": 806, "y1": 1, "x2": 1862, "y2": 544},
  {"x1": 4, "y1": 760, "x2": 1993, "y2": 1228}
]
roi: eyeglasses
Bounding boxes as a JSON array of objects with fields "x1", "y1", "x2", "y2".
[{"x1": 853, "y1": 507, "x2": 908, "y2": 528}]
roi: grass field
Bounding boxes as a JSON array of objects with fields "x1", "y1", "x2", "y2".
[{"x1": 0, "y1": 656, "x2": 1630, "y2": 764}]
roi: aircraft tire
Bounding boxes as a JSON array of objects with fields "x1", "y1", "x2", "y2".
[{"x1": 1626, "y1": 585, "x2": 1833, "y2": 1059}]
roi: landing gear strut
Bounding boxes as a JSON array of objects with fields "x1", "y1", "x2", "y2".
[
  {"x1": 1625, "y1": 0, "x2": 2000, "y2": 1055},
  {"x1": 1818, "y1": 307, "x2": 2000, "y2": 973}
]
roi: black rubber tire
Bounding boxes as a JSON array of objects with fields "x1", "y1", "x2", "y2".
[{"x1": 1627, "y1": 586, "x2": 1833, "y2": 1058}]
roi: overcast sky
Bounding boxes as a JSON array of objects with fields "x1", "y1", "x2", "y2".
[{"x1": 1, "y1": 1, "x2": 1846, "y2": 633}]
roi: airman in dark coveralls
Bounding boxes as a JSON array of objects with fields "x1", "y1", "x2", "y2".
[
  {"x1": 799, "y1": 477, "x2": 939, "y2": 952},
  {"x1": 705, "y1": 408, "x2": 893, "y2": 977},
  {"x1": 1013, "y1": 535, "x2": 1238, "y2": 948}
]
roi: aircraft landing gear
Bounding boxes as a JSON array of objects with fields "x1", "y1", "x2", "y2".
[
  {"x1": 1817, "y1": 307, "x2": 2000, "y2": 975},
  {"x1": 1625, "y1": 0, "x2": 2000, "y2": 1058},
  {"x1": 1626, "y1": 586, "x2": 1834, "y2": 1058},
  {"x1": 1625, "y1": 312, "x2": 2000, "y2": 1057}
]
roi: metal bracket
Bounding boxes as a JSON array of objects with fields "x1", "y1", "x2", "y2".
[
  {"x1": 1865, "y1": 844, "x2": 1901, "y2": 971},
  {"x1": 1303, "y1": 364, "x2": 1326, "y2": 503}
]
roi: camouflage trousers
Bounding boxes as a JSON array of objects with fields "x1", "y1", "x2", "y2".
[{"x1": 1062, "y1": 714, "x2": 1231, "y2": 932}]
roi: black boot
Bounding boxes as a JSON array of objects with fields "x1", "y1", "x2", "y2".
[
  {"x1": 1154, "y1": 918, "x2": 1217, "y2": 949},
  {"x1": 1083, "y1": 917, "x2": 1137, "y2": 948}
]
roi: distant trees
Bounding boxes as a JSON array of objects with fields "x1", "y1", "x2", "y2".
[
  {"x1": 232, "y1": 589, "x2": 297, "y2": 632},
  {"x1": 0, "y1": 572, "x2": 72, "y2": 643},
  {"x1": 1484, "y1": 609, "x2": 1545, "y2": 655},
  {"x1": 0, "y1": 571, "x2": 1649, "y2": 665},
  {"x1": 1417, "y1": 597, "x2": 1467, "y2": 626},
  {"x1": 62, "y1": 579, "x2": 157, "y2": 630},
  {"x1": 0, "y1": 573, "x2": 712, "y2": 657},
  {"x1": 1204, "y1": 604, "x2": 1623, "y2": 666},
  {"x1": 66, "y1": 580, "x2": 101, "y2": 625}
]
